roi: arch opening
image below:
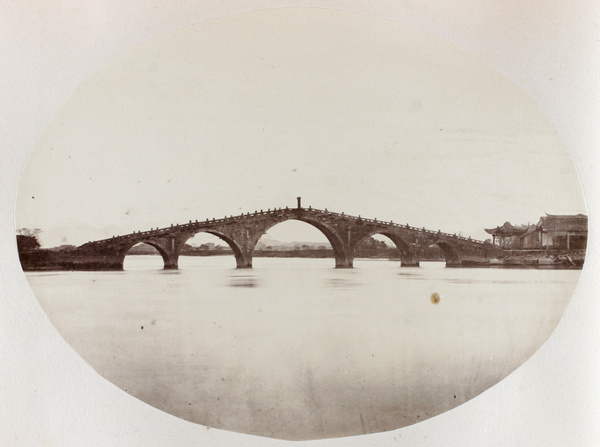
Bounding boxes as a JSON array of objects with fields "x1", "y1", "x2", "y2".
[
  {"x1": 178, "y1": 232, "x2": 236, "y2": 269},
  {"x1": 182, "y1": 230, "x2": 247, "y2": 268},
  {"x1": 122, "y1": 242, "x2": 168, "y2": 271},
  {"x1": 294, "y1": 217, "x2": 352, "y2": 267},
  {"x1": 253, "y1": 219, "x2": 334, "y2": 267},
  {"x1": 354, "y1": 234, "x2": 398, "y2": 260},
  {"x1": 353, "y1": 232, "x2": 414, "y2": 266}
]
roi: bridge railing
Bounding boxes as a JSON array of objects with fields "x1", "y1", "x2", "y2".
[
  {"x1": 305, "y1": 208, "x2": 489, "y2": 245},
  {"x1": 83, "y1": 205, "x2": 490, "y2": 246},
  {"x1": 83, "y1": 207, "x2": 293, "y2": 245}
]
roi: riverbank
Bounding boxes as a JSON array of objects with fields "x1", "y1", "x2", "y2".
[{"x1": 461, "y1": 250, "x2": 585, "y2": 269}]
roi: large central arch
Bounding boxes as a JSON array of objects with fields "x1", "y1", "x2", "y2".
[{"x1": 256, "y1": 216, "x2": 349, "y2": 268}]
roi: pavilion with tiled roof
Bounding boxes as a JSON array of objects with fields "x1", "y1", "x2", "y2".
[{"x1": 485, "y1": 222, "x2": 536, "y2": 249}]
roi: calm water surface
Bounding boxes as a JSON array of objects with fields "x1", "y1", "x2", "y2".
[{"x1": 26, "y1": 256, "x2": 579, "y2": 440}]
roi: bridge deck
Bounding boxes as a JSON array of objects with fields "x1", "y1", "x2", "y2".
[{"x1": 82, "y1": 206, "x2": 488, "y2": 248}]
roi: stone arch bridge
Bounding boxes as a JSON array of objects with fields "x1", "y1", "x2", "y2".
[{"x1": 76, "y1": 204, "x2": 502, "y2": 270}]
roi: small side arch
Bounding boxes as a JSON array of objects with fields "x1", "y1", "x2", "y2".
[
  {"x1": 184, "y1": 229, "x2": 249, "y2": 268},
  {"x1": 353, "y1": 231, "x2": 418, "y2": 267},
  {"x1": 119, "y1": 240, "x2": 174, "y2": 270}
]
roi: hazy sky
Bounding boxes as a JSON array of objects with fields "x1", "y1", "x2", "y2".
[{"x1": 16, "y1": 8, "x2": 586, "y2": 247}]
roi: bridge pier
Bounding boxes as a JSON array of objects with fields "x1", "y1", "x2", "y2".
[
  {"x1": 400, "y1": 258, "x2": 420, "y2": 267},
  {"x1": 334, "y1": 257, "x2": 353, "y2": 268},
  {"x1": 235, "y1": 256, "x2": 253, "y2": 268},
  {"x1": 445, "y1": 260, "x2": 463, "y2": 268}
]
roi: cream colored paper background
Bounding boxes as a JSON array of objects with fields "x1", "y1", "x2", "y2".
[{"x1": 1, "y1": 1, "x2": 598, "y2": 446}]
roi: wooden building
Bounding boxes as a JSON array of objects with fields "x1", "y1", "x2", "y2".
[
  {"x1": 536, "y1": 214, "x2": 587, "y2": 250},
  {"x1": 485, "y1": 214, "x2": 587, "y2": 250}
]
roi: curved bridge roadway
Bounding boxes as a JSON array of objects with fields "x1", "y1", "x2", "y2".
[{"x1": 77, "y1": 204, "x2": 502, "y2": 270}]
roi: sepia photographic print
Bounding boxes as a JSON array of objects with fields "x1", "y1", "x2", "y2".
[{"x1": 3, "y1": 3, "x2": 599, "y2": 446}]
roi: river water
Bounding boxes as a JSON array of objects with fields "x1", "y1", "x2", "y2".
[{"x1": 26, "y1": 256, "x2": 580, "y2": 440}]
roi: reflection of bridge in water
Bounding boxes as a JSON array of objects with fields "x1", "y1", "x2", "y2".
[{"x1": 77, "y1": 199, "x2": 502, "y2": 270}]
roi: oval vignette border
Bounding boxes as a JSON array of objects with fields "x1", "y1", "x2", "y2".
[{"x1": 2, "y1": 3, "x2": 589, "y2": 447}]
